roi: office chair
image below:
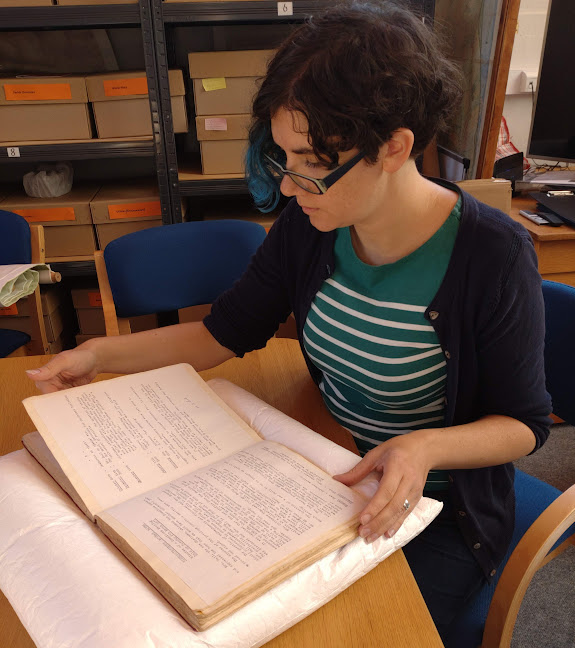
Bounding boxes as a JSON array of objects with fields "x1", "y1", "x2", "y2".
[
  {"x1": 95, "y1": 220, "x2": 267, "y2": 336},
  {"x1": 450, "y1": 280, "x2": 575, "y2": 647},
  {"x1": 0, "y1": 210, "x2": 49, "y2": 357}
]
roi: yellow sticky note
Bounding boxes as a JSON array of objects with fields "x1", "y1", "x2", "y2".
[{"x1": 202, "y1": 77, "x2": 227, "y2": 92}]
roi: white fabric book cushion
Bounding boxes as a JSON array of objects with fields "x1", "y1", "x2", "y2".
[{"x1": 0, "y1": 379, "x2": 442, "y2": 648}]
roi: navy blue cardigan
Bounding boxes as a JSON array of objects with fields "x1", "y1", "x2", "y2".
[{"x1": 205, "y1": 184, "x2": 552, "y2": 579}]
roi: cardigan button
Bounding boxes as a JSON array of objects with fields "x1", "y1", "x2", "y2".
[
  {"x1": 473, "y1": 542, "x2": 481, "y2": 550},
  {"x1": 490, "y1": 569, "x2": 497, "y2": 577},
  {"x1": 458, "y1": 510, "x2": 467, "y2": 517},
  {"x1": 429, "y1": 311, "x2": 439, "y2": 320},
  {"x1": 444, "y1": 350, "x2": 451, "y2": 359}
]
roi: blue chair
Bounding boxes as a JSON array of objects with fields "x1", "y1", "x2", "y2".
[
  {"x1": 0, "y1": 210, "x2": 44, "y2": 357},
  {"x1": 450, "y1": 280, "x2": 575, "y2": 647},
  {"x1": 94, "y1": 220, "x2": 267, "y2": 336}
]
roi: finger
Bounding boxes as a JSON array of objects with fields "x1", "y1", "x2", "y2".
[
  {"x1": 333, "y1": 455, "x2": 378, "y2": 487},
  {"x1": 364, "y1": 487, "x2": 420, "y2": 543},
  {"x1": 25, "y1": 357, "x2": 66, "y2": 382},
  {"x1": 357, "y1": 469, "x2": 403, "y2": 534}
]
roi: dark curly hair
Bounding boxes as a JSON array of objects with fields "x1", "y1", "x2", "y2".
[{"x1": 247, "y1": 0, "x2": 463, "y2": 211}]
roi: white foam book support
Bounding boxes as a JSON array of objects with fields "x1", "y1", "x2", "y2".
[{"x1": 0, "y1": 379, "x2": 442, "y2": 648}]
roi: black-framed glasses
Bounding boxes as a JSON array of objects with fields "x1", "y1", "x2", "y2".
[{"x1": 264, "y1": 151, "x2": 366, "y2": 195}]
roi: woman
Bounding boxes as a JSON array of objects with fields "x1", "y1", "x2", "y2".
[{"x1": 27, "y1": 1, "x2": 551, "y2": 642}]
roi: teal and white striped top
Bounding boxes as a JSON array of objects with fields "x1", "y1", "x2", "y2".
[{"x1": 303, "y1": 198, "x2": 461, "y2": 491}]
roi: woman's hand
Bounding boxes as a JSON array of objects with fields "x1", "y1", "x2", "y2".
[
  {"x1": 334, "y1": 431, "x2": 433, "y2": 543},
  {"x1": 25, "y1": 346, "x2": 100, "y2": 393}
]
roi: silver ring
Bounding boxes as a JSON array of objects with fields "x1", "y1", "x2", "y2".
[{"x1": 403, "y1": 499, "x2": 410, "y2": 512}]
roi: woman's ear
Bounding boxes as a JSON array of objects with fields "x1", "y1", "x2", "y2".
[{"x1": 379, "y1": 128, "x2": 415, "y2": 173}]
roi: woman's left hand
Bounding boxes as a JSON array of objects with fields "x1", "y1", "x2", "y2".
[{"x1": 333, "y1": 431, "x2": 432, "y2": 543}]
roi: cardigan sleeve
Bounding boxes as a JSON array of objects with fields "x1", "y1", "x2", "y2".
[
  {"x1": 203, "y1": 208, "x2": 294, "y2": 357},
  {"x1": 475, "y1": 231, "x2": 552, "y2": 451}
]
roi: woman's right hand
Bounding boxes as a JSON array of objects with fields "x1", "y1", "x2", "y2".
[{"x1": 25, "y1": 346, "x2": 100, "y2": 393}]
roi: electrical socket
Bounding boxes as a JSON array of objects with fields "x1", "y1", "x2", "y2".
[{"x1": 520, "y1": 71, "x2": 537, "y2": 93}]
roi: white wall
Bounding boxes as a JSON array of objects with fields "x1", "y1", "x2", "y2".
[{"x1": 502, "y1": 0, "x2": 550, "y2": 159}]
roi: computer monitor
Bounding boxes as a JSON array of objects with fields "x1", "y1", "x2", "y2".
[{"x1": 526, "y1": 0, "x2": 575, "y2": 164}]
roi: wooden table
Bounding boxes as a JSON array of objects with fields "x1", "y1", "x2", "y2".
[
  {"x1": 0, "y1": 338, "x2": 443, "y2": 648},
  {"x1": 510, "y1": 196, "x2": 575, "y2": 287}
]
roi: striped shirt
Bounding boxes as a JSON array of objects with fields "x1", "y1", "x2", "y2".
[{"x1": 303, "y1": 198, "x2": 461, "y2": 490}]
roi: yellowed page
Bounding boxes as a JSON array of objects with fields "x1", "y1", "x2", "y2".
[
  {"x1": 99, "y1": 440, "x2": 365, "y2": 606},
  {"x1": 23, "y1": 364, "x2": 261, "y2": 515}
]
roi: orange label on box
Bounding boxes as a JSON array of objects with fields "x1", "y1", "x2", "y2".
[
  {"x1": 4, "y1": 83, "x2": 72, "y2": 101},
  {"x1": 103, "y1": 78, "x2": 148, "y2": 97},
  {"x1": 108, "y1": 201, "x2": 161, "y2": 220},
  {"x1": 13, "y1": 207, "x2": 76, "y2": 223},
  {"x1": 0, "y1": 304, "x2": 18, "y2": 316},
  {"x1": 88, "y1": 292, "x2": 102, "y2": 307}
]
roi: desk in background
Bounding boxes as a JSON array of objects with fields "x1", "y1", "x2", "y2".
[
  {"x1": 0, "y1": 338, "x2": 443, "y2": 648},
  {"x1": 511, "y1": 196, "x2": 575, "y2": 287}
]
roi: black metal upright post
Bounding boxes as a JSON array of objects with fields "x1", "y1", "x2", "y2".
[{"x1": 140, "y1": 0, "x2": 182, "y2": 225}]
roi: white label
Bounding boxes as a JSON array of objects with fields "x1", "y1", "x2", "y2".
[
  {"x1": 278, "y1": 2, "x2": 293, "y2": 16},
  {"x1": 7, "y1": 147, "x2": 20, "y2": 158}
]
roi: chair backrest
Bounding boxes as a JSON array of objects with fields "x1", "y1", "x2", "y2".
[
  {"x1": 103, "y1": 220, "x2": 267, "y2": 319},
  {"x1": 542, "y1": 280, "x2": 575, "y2": 424},
  {"x1": 0, "y1": 210, "x2": 32, "y2": 264}
]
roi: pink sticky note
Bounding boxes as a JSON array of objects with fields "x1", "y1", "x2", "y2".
[{"x1": 204, "y1": 118, "x2": 228, "y2": 131}]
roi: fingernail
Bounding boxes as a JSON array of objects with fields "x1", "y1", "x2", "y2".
[
  {"x1": 366, "y1": 533, "x2": 379, "y2": 544},
  {"x1": 26, "y1": 369, "x2": 40, "y2": 375},
  {"x1": 359, "y1": 527, "x2": 371, "y2": 538},
  {"x1": 360, "y1": 514, "x2": 372, "y2": 526},
  {"x1": 385, "y1": 528, "x2": 396, "y2": 539}
]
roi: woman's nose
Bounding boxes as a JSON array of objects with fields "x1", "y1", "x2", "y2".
[{"x1": 280, "y1": 173, "x2": 300, "y2": 197}]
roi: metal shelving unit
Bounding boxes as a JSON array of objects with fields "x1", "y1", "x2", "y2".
[
  {"x1": 0, "y1": 0, "x2": 436, "y2": 229},
  {"x1": 155, "y1": 0, "x2": 435, "y2": 211},
  {"x1": 0, "y1": 1, "x2": 173, "y2": 279},
  {"x1": 0, "y1": 139, "x2": 155, "y2": 162},
  {"x1": 0, "y1": 4, "x2": 141, "y2": 29}
]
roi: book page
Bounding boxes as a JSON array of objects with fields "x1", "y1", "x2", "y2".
[
  {"x1": 23, "y1": 364, "x2": 261, "y2": 515},
  {"x1": 99, "y1": 440, "x2": 365, "y2": 606}
]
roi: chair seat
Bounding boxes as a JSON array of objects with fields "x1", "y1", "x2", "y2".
[
  {"x1": 0, "y1": 329, "x2": 31, "y2": 357},
  {"x1": 449, "y1": 469, "x2": 575, "y2": 647}
]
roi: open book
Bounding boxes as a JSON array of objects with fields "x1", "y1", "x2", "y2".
[{"x1": 21, "y1": 364, "x2": 367, "y2": 631}]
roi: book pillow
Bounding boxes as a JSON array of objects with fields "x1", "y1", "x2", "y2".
[{"x1": 0, "y1": 380, "x2": 442, "y2": 648}]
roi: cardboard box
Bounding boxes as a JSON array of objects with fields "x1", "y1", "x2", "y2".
[
  {"x1": 86, "y1": 70, "x2": 187, "y2": 138},
  {"x1": 57, "y1": 0, "x2": 135, "y2": 4},
  {"x1": 189, "y1": 50, "x2": 273, "y2": 116},
  {"x1": 178, "y1": 304, "x2": 212, "y2": 324},
  {"x1": 200, "y1": 140, "x2": 247, "y2": 175},
  {"x1": 196, "y1": 113, "x2": 249, "y2": 174},
  {"x1": 0, "y1": 76, "x2": 91, "y2": 142},
  {"x1": 47, "y1": 334, "x2": 66, "y2": 355},
  {"x1": 456, "y1": 179, "x2": 512, "y2": 215},
  {"x1": 1, "y1": 185, "x2": 99, "y2": 226},
  {"x1": 191, "y1": 77, "x2": 260, "y2": 116},
  {"x1": 1, "y1": 306, "x2": 64, "y2": 343},
  {"x1": 0, "y1": 0, "x2": 52, "y2": 5},
  {"x1": 0, "y1": 76, "x2": 87, "y2": 105},
  {"x1": 75, "y1": 333, "x2": 105, "y2": 345},
  {"x1": 195, "y1": 114, "x2": 250, "y2": 141},
  {"x1": 71, "y1": 288, "x2": 103, "y2": 310},
  {"x1": 90, "y1": 183, "x2": 161, "y2": 224},
  {"x1": 44, "y1": 225, "x2": 97, "y2": 257},
  {"x1": 95, "y1": 219, "x2": 163, "y2": 250},
  {"x1": 0, "y1": 284, "x2": 66, "y2": 318},
  {"x1": 188, "y1": 50, "x2": 272, "y2": 79},
  {"x1": 76, "y1": 307, "x2": 158, "y2": 335},
  {"x1": 0, "y1": 104, "x2": 91, "y2": 142},
  {"x1": 90, "y1": 96, "x2": 187, "y2": 138}
]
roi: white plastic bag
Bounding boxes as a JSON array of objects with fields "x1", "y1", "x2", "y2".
[{"x1": 23, "y1": 162, "x2": 73, "y2": 198}]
